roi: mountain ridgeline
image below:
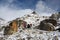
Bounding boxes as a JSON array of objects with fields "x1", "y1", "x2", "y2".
[{"x1": 3, "y1": 11, "x2": 60, "y2": 35}]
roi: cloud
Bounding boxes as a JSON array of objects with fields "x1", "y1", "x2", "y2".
[
  {"x1": 0, "y1": 0, "x2": 59, "y2": 21},
  {"x1": 0, "y1": 6, "x2": 33, "y2": 21},
  {"x1": 35, "y1": 1, "x2": 57, "y2": 16},
  {"x1": 44, "y1": 0, "x2": 60, "y2": 11},
  {"x1": 0, "y1": 0, "x2": 33, "y2": 21}
]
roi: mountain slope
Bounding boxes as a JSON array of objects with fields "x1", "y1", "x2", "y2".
[{"x1": 16, "y1": 11, "x2": 49, "y2": 28}]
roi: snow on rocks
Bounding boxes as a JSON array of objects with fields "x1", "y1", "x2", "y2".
[
  {"x1": 0, "y1": 12, "x2": 60, "y2": 40},
  {"x1": 5, "y1": 29, "x2": 60, "y2": 40},
  {"x1": 20, "y1": 11, "x2": 49, "y2": 28}
]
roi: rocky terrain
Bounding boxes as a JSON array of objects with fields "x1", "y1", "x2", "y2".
[
  {"x1": 0, "y1": 11, "x2": 60, "y2": 40},
  {"x1": 4, "y1": 29, "x2": 60, "y2": 40}
]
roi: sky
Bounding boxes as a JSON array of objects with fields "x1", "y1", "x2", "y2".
[{"x1": 0, "y1": 0, "x2": 60, "y2": 21}]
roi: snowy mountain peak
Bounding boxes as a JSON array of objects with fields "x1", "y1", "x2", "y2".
[
  {"x1": 0, "y1": 18, "x2": 5, "y2": 21},
  {"x1": 0, "y1": 18, "x2": 6, "y2": 27}
]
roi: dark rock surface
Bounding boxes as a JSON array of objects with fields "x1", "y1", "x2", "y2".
[{"x1": 37, "y1": 19, "x2": 57, "y2": 31}]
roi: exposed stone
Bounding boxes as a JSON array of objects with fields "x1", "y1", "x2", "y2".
[
  {"x1": 4, "y1": 20, "x2": 18, "y2": 35},
  {"x1": 50, "y1": 12, "x2": 60, "y2": 20},
  {"x1": 18, "y1": 20, "x2": 27, "y2": 28},
  {"x1": 56, "y1": 28, "x2": 60, "y2": 32},
  {"x1": 32, "y1": 11, "x2": 37, "y2": 14},
  {"x1": 37, "y1": 19, "x2": 57, "y2": 31}
]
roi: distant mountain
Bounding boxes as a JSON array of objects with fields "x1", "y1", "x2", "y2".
[
  {"x1": 0, "y1": 18, "x2": 5, "y2": 21},
  {"x1": 0, "y1": 18, "x2": 5, "y2": 27}
]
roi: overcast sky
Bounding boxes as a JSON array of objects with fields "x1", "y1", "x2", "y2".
[{"x1": 0, "y1": 0, "x2": 60, "y2": 21}]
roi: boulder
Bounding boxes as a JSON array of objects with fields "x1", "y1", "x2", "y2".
[
  {"x1": 37, "y1": 19, "x2": 57, "y2": 31},
  {"x1": 4, "y1": 20, "x2": 18, "y2": 35},
  {"x1": 4, "y1": 26, "x2": 13, "y2": 35},
  {"x1": 42, "y1": 19, "x2": 57, "y2": 26}
]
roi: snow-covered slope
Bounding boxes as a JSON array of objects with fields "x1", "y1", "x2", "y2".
[
  {"x1": 17, "y1": 11, "x2": 49, "y2": 28},
  {"x1": 0, "y1": 18, "x2": 6, "y2": 27},
  {"x1": 0, "y1": 12, "x2": 60, "y2": 40},
  {"x1": 6, "y1": 29, "x2": 60, "y2": 40},
  {"x1": 0, "y1": 18, "x2": 5, "y2": 40}
]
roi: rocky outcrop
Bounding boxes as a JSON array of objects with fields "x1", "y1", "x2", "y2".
[
  {"x1": 37, "y1": 19, "x2": 57, "y2": 31},
  {"x1": 4, "y1": 20, "x2": 18, "y2": 35},
  {"x1": 4, "y1": 19, "x2": 27, "y2": 35},
  {"x1": 50, "y1": 14, "x2": 58, "y2": 20},
  {"x1": 31, "y1": 11, "x2": 37, "y2": 14},
  {"x1": 50, "y1": 12, "x2": 60, "y2": 20},
  {"x1": 18, "y1": 20, "x2": 27, "y2": 28},
  {"x1": 4, "y1": 26, "x2": 12, "y2": 35}
]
